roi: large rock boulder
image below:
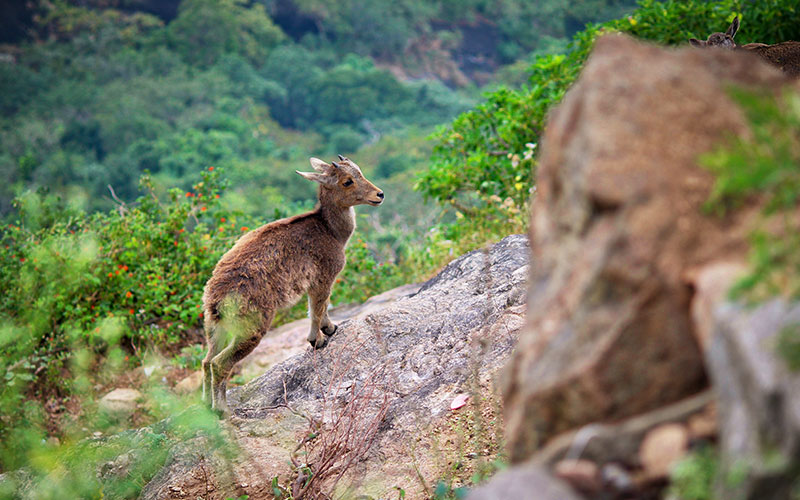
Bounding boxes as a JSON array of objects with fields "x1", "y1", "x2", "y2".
[
  {"x1": 706, "y1": 300, "x2": 800, "y2": 499},
  {"x1": 141, "y1": 234, "x2": 529, "y2": 500},
  {"x1": 502, "y1": 34, "x2": 797, "y2": 461}
]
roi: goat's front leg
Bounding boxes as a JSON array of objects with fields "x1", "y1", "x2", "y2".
[{"x1": 307, "y1": 283, "x2": 335, "y2": 349}]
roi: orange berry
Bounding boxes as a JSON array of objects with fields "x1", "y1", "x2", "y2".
[
  {"x1": 107, "y1": 272, "x2": 113, "y2": 278},
  {"x1": 215, "y1": 194, "x2": 220, "y2": 199},
  {"x1": 129, "y1": 309, "x2": 135, "y2": 314},
  {"x1": 209, "y1": 166, "x2": 214, "y2": 171},
  {"x1": 126, "y1": 291, "x2": 132, "y2": 298},
  {"x1": 220, "y1": 217, "x2": 226, "y2": 223},
  {"x1": 201, "y1": 206, "x2": 207, "y2": 211},
  {"x1": 241, "y1": 226, "x2": 249, "y2": 232}
]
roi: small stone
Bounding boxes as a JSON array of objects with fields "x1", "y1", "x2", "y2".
[
  {"x1": 639, "y1": 423, "x2": 689, "y2": 479},
  {"x1": 98, "y1": 388, "x2": 142, "y2": 417},
  {"x1": 553, "y1": 459, "x2": 601, "y2": 493}
]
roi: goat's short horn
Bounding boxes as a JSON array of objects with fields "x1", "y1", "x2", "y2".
[
  {"x1": 331, "y1": 161, "x2": 341, "y2": 169},
  {"x1": 337, "y1": 154, "x2": 346, "y2": 161}
]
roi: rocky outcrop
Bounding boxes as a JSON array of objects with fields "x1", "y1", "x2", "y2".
[
  {"x1": 141, "y1": 234, "x2": 529, "y2": 500},
  {"x1": 237, "y1": 283, "x2": 422, "y2": 381},
  {"x1": 501, "y1": 33, "x2": 797, "y2": 462},
  {"x1": 706, "y1": 300, "x2": 800, "y2": 499}
]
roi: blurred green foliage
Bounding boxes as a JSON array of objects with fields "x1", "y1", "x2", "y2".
[
  {"x1": 702, "y1": 89, "x2": 800, "y2": 301},
  {"x1": 777, "y1": 324, "x2": 800, "y2": 372},
  {"x1": 0, "y1": 177, "x2": 233, "y2": 496},
  {"x1": 669, "y1": 445, "x2": 718, "y2": 500}
]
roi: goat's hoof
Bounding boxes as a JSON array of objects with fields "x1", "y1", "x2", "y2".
[
  {"x1": 309, "y1": 336, "x2": 329, "y2": 350},
  {"x1": 321, "y1": 323, "x2": 338, "y2": 336}
]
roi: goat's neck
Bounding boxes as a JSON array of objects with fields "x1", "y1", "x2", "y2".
[{"x1": 318, "y1": 189, "x2": 355, "y2": 243}]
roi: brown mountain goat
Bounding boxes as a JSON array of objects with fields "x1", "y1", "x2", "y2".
[
  {"x1": 201, "y1": 156, "x2": 384, "y2": 414},
  {"x1": 690, "y1": 17, "x2": 800, "y2": 76}
]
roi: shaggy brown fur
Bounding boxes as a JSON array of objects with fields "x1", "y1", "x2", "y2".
[
  {"x1": 690, "y1": 17, "x2": 800, "y2": 76},
  {"x1": 201, "y1": 156, "x2": 384, "y2": 414}
]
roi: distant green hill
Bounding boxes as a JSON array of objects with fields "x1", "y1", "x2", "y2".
[{"x1": 0, "y1": 0, "x2": 636, "y2": 218}]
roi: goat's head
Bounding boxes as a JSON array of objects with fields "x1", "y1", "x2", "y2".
[
  {"x1": 690, "y1": 17, "x2": 739, "y2": 48},
  {"x1": 297, "y1": 155, "x2": 384, "y2": 208}
]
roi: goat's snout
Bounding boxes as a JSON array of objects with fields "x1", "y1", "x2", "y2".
[{"x1": 368, "y1": 190, "x2": 384, "y2": 205}]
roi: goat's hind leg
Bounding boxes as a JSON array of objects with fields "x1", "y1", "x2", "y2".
[
  {"x1": 209, "y1": 316, "x2": 269, "y2": 416},
  {"x1": 201, "y1": 322, "x2": 223, "y2": 407}
]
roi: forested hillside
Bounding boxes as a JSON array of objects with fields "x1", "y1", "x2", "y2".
[{"x1": 0, "y1": 0, "x2": 637, "y2": 217}]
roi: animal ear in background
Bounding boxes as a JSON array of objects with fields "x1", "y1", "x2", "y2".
[
  {"x1": 309, "y1": 157, "x2": 329, "y2": 172},
  {"x1": 726, "y1": 17, "x2": 739, "y2": 38},
  {"x1": 296, "y1": 170, "x2": 335, "y2": 185},
  {"x1": 689, "y1": 38, "x2": 706, "y2": 47}
]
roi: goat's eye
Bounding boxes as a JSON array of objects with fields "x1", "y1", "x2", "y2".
[{"x1": 343, "y1": 179, "x2": 354, "y2": 187}]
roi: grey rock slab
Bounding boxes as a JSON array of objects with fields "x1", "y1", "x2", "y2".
[
  {"x1": 466, "y1": 463, "x2": 584, "y2": 500},
  {"x1": 706, "y1": 299, "x2": 800, "y2": 500}
]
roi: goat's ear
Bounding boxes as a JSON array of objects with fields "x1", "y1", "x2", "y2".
[
  {"x1": 309, "y1": 157, "x2": 329, "y2": 173},
  {"x1": 689, "y1": 38, "x2": 705, "y2": 47},
  {"x1": 296, "y1": 170, "x2": 335, "y2": 185},
  {"x1": 726, "y1": 17, "x2": 739, "y2": 38}
]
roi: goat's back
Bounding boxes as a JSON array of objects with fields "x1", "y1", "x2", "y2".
[
  {"x1": 744, "y1": 41, "x2": 800, "y2": 76},
  {"x1": 202, "y1": 211, "x2": 345, "y2": 324}
]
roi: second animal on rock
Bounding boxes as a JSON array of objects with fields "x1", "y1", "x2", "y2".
[
  {"x1": 201, "y1": 156, "x2": 384, "y2": 414},
  {"x1": 689, "y1": 16, "x2": 800, "y2": 76}
]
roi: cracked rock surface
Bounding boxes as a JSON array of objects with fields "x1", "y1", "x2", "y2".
[{"x1": 141, "y1": 234, "x2": 529, "y2": 500}]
